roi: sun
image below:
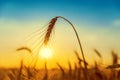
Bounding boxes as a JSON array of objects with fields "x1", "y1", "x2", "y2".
[{"x1": 40, "y1": 47, "x2": 53, "y2": 59}]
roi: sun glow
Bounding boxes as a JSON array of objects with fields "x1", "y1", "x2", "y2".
[{"x1": 40, "y1": 47, "x2": 53, "y2": 59}]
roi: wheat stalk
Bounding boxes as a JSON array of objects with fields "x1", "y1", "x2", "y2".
[
  {"x1": 43, "y1": 62, "x2": 48, "y2": 80},
  {"x1": 68, "y1": 61, "x2": 72, "y2": 76},
  {"x1": 43, "y1": 16, "x2": 87, "y2": 68},
  {"x1": 17, "y1": 60, "x2": 23, "y2": 80},
  {"x1": 43, "y1": 16, "x2": 88, "y2": 79}
]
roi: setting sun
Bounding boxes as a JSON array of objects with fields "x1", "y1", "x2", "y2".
[{"x1": 40, "y1": 47, "x2": 53, "y2": 59}]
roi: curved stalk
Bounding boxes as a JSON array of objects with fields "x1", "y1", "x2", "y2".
[
  {"x1": 56, "y1": 16, "x2": 88, "y2": 80},
  {"x1": 56, "y1": 16, "x2": 87, "y2": 70},
  {"x1": 43, "y1": 16, "x2": 88, "y2": 80}
]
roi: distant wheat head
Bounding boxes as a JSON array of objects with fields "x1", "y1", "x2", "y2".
[
  {"x1": 16, "y1": 46, "x2": 32, "y2": 53},
  {"x1": 106, "y1": 64, "x2": 120, "y2": 69},
  {"x1": 94, "y1": 49, "x2": 102, "y2": 58}
]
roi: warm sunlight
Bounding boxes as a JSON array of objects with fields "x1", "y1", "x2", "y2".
[{"x1": 40, "y1": 47, "x2": 53, "y2": 59}]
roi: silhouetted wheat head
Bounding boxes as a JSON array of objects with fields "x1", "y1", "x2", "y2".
[
  {"x1": 94, "y1": 49, "x2": 102, "y2": 58},
  {"x1": 42, "y1": 16, "x2": 88, "y2": 80},
  {"x1": 106, "y1": 64, "x2": 120, "y2": 69},
  {"x1": 16, "y1": 46, "x2": 32, "y2": 53},
  {"x1": 43, "y1": 16, "x2": 86, "y2": 67},
  {"x1": 56, "y1": 63, "x2": 65, "y2": 76},
  {"x1": 43, "y1": 17, "x2": 58, "y2": 45},
  {"x1": 111, "y1": 50, "x2": 118, "y2": 65},
  {"x1": 74, "y1": 50, "x2": 82, "y2": 66}
]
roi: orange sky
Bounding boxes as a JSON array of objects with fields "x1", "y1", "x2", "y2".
[
  {"x1": 0, "y1": 0, "x2": 120, "y2": 68},
  {"x1": 0, "y1": 18, "x2": 120, "y2": 68}
]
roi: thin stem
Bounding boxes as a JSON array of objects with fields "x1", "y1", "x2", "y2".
[
  {"x1": 56, "y1": 16, "x2": 87, "y2": 69},
  {"x1": 56, "y1": 16, "x2": 88, "y2": 80}
]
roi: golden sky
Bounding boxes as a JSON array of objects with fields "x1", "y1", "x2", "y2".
[{"x1": 0, "y1": 0, "x2": 120, "y2": 68}]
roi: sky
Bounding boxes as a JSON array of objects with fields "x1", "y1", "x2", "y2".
[{"x1": 0, "y1": 0, "x2": 120, "y2": 68}]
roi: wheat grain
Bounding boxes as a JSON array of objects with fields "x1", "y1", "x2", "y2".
[{"x1": 43, "y1": 17, "x2": 57, "y2": 45}]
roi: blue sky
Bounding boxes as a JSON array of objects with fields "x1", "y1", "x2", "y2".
[
  {"x1": 0, "y1": 0, "x2": 120, "y2": 26},
  {"x1": 0, "y1": 0, "x2": 120, "y2": 68}
]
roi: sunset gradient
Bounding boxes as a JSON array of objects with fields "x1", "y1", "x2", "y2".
[{"x1": 0, "y1": 0, "x2": 120, "y2": 68}]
